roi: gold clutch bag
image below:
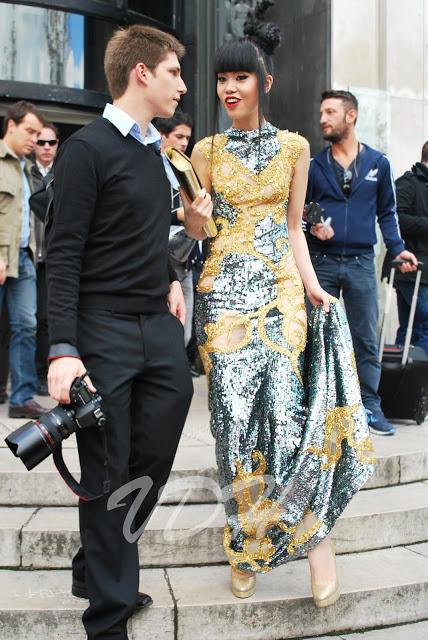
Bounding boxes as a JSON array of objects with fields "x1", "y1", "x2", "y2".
[{"x1": 165, "y1": 146, "x2": 218, "y2": 238}]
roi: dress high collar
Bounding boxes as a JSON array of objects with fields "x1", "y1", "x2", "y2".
[{"x1": 225, "y1": 122, "x2": 277, "y2": 140}]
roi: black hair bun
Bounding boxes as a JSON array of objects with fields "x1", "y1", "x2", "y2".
[{"x1": 243, "y1": 0, "x2": 281, "y2": 56}]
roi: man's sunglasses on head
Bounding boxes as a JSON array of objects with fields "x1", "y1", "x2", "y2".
[{"x1": 36, "y1": 139, "x2": 58, "y2": 147}]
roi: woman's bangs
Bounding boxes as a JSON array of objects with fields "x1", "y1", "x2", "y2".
[{"x1": 214, "y1": 40, "x2": 259, "y2": 75}]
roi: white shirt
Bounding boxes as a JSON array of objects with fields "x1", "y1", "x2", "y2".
[
  {"x1": 36, "y1": 161, "x2": 53, "y2": 177},
  {"x1": 102, "y1": 103, "x2": 179, "y2": 188}
]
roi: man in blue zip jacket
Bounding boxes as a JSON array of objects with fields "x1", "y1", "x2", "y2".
[{"x1": 306, "y1": 90, "x2": 417, "y2": 436}]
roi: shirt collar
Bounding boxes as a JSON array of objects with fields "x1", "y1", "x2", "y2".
[
  {"x1": 102, "y1": 103, "x2": 161, "y2": 146},
  {"x1": 4, "y1": 143, "x2": 19, "y2": 159},
  {"x1": 142, "y1": 122, "x2": 161, "y2": 146},
  {"x1": 36, "y1": 160, "x2": 52, "y2": 175}
]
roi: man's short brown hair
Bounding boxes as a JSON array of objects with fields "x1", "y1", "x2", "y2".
[
  {"x1": 104, "y1": 25, "x2": 185, "y2": 100},
  {"x1": 3, "y1": 100, "x2": 44, "y2": 136},
  {"x1": 421, "y1": 141, "x2": 428, "y2": 163},
  {"x1": 321, "y1": 90, "x2": 358, "y2": 125}
]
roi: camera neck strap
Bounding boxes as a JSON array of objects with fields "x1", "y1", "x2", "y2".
[{"x1": 52, "y1": 426, "x2": 111, "y2": 502}]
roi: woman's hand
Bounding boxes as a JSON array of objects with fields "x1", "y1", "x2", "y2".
[
  {"x1": 306, "y1": 284, "x2": 331, "y2": 312},
  {"x1": 181, "y1": 188, "x2": 212, "y2": 240}
]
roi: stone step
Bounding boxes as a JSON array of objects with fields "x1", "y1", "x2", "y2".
[
  {"x1": 0, "y1": 446, "x2": 219, "y2": 506},
  {"x1": 2, "y1": 481, "x2": 427, "y2": 569},
  {"x1": 0, "y1": 567, "x2": 173, "y2": 640},
  {"x1": 304, "y1": 620, "x2": 428, "y2": 640},
  {"x1": 1, "y1": 544, "x2": 427, "y2": 639},
  {"x1": 166, "y1": 544, "x2": 428, "y2": 640},
  {"x1": 0, "y1": 423, "x2": 427, "y2": 507}
]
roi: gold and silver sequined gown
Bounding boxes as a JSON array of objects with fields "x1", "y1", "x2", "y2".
[{"x1": 194, "y1": 123, "x2": 375, "y2": 573}]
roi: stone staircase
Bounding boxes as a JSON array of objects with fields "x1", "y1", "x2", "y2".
[{"x1": 0, "y1": 378, "x2": 427, "y2": 640}]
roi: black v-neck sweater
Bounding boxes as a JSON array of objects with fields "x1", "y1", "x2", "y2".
[{"x1": 47, "y1": 117, "x2": 174, "y2": 346}]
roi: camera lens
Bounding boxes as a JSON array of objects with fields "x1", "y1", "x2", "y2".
[
  {"x1": 5, "y1": 406, "x2": 76, "y2": 470},
  {"x1": 5, "y1": 379, "x2": 106, "y2": 472}
]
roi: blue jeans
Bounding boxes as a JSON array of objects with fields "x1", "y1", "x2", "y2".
[
  {"x1": 0, "y1": 250, "x2": 37, "y2": 405},
  {"x1": 395, "y1": 281, "x2": 428, "y2": 355},
  {"x1": 310, "y1": 252, "x2": 382, "y2": 416}
]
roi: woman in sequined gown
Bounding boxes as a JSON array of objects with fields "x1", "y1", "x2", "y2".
[{"x1": 190, "y1": 33, "x2": 374, "y2": 606}]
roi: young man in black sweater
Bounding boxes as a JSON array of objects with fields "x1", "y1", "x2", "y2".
[{"x1": 46, "y1": 25, "x2": 212, "y2": 640}]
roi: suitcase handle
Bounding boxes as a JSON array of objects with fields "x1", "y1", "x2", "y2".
[
  {"x1": 391, "y1": 259, "x2": 423, "y2": 270},
  {"x1": 379, "y1": 260, "x2": 424, "y2": 365}
]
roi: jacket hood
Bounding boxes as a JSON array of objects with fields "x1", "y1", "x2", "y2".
[
  {"x1": 312, "y1": 142, "x2": 384, "y2": 166},
  {"x1": 412, "y1": 162, "x2": 428, "y2": 182}
]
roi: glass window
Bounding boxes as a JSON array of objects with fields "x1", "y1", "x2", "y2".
[
  {"x1": 0, "y1": 4, "x2": 84, "y2": 89},
  {"x1": 128, "y1": 0, "x2": 176, "y2": 27}
]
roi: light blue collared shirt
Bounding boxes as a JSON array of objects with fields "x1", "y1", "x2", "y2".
[
  {"x1": 19, "y1": 158, "x2": 31, "y2": 248},
  {"x1": 102, "y1": 103, "x2": 179, "y2": 189}
]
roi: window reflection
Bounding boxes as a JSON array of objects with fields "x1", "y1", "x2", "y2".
[
  {"x1": 0, "y1": 4, "x2": 84, "y2": 89},
  {"x1": 128, "y1": 0, "x2": 176, "y2": 26}
]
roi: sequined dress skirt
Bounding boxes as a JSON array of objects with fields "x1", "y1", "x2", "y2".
[{"x1": 195, "y1": 266, "x2": 375, "y2": 573}]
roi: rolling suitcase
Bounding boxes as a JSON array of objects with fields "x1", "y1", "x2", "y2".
[{"x1": 378, "y1": 260, "x2": 428, "y2": 424}]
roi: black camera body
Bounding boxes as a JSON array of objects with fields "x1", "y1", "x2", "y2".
[
  {"x1": 303, "y1": 201, "x2": 325, "y2": 226},
  {"x1": 5, "y1": 375, "x2": 106, "y2": 471}
]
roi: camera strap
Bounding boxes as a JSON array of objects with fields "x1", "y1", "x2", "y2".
[{"x1": 52, "y1": 426, "x2": 111, "y2": 502}]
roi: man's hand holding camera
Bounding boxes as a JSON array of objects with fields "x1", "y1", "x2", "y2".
[
  {"x1": 304, "y1": 201, "x2": 336, "y2": 241},
  {"x1": 311, "y1": 222, "x2": 335, "y2": 241},
  {"x1": 48, "y1": 357, "x2": 96, "y2": 404}
]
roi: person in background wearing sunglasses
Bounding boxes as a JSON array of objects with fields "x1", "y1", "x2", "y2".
[
  {"x1": 0, "y1": 100, "x2": 49, "y2": 419},
  {"x1": 31, "y1": 123, "x2": 59, "y2": 395},
  {"x1": 306, "y1": 90, "x2": 417, "y2": 436}
]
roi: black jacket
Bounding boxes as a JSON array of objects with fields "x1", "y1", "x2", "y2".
[
  {"x1": 382, "y1": 163, "x2": 428, "y2": 284},
  {"x1": 31, "y1": 162, "x2": 54, "y2": 263}
]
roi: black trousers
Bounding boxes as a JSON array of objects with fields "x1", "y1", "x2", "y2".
[
  {"x1": 36, "y1": 262, "x2": 49, "y2": 382},
  {"x1": 73, "y1": 309, "x2": 193, "y2": 639}
]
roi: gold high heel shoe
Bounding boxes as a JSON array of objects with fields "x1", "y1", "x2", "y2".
[
  {"x1": 230, "y1": 566, "x2": 256, "y2": 599},
  {"x1": 310, "y1": 540, "x2": 340, "y2": 608},
  {"x1": 311, "y1": 576, "x2": 340, "y2": 608}
]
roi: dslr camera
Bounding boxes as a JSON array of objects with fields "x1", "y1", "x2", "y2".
[
  {"x1": 303, "y1": 201, "x2": 325, "y2": 225},
  {"x1": 5, "y1": 374, "x2": 106, "y2": 471}
]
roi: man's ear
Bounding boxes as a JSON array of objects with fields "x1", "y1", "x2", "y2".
[
  {"x1": 265, "y1": 74, "x2": 273, "y2": 94},
  {"x1": 346, "y1": 108, "x2": 357, "y2": 125},
  {"x1": 134, "y1": 62, "x2": 151, "y2": 87},
  {"x1": 6, "y1": 119, "x2": 16, "y2": 135}
]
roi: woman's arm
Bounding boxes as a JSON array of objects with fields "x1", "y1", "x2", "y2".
[
  {"x1": 287, "y1": 143, "x2": 330, "y2": 311},
  {"x1": 191, "y1": 145, "x2": 212, "y2": 193},
  {"x1": 181, "y1": 146, "x2": 213, "y2": 240}
]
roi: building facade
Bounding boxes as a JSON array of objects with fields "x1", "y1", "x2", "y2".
[
  {"x1": 0, "y1": 0, "x2": 194, "y2": 136},
  {"x1": 1, "y1": 0, "x2": 426, "y2": 341},
  {"x1": 332, "y1": 0, "x2": 428, "y2": 179},
  {"x1": 0, "y1": 1, "x2": 426, "y2": 163}
]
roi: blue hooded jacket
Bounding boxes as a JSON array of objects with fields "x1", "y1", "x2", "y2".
[{"x1": 306, "y1": 144, "x2": 405, "y2": 257}]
